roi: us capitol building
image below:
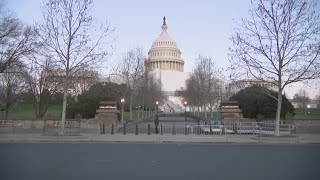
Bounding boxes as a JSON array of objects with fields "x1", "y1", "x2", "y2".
[{"x1": 145, "y1": 17, "x2": 189, "y2": 95}]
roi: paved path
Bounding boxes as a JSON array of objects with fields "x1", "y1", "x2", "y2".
[{"x1": 0, "y1": 143, "x2": 319, "y2": 180}]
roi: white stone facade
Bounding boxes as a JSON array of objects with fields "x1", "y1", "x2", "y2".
[
  {"x1": 225, "y1": 79, "x2": 278, "y2": 98},
  {"x1": 145, "y1": 17, "x2": 188, "y2": 92}
]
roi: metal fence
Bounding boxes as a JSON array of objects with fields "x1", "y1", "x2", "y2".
[
  {"x1": 93, "y1": 122, "x2": 320, "y2": 136},
  {"x1": 1, "y1": 120, "x2": 320, "y2": 141}
]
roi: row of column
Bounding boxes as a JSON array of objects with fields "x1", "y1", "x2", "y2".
[{"x1": 149, "y1": 61, "x2": 184, "y2": 71}]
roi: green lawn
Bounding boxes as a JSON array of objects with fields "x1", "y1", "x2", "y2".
[
  {"x1": 0, "y1": 103, "x2": 62, "y2": 120},
  {"x1": 122, "y1": 111, "x2": 155, "y2": 122},
  {"x1": 293, "y1": 108, "x2": 320, "y2": 120}
]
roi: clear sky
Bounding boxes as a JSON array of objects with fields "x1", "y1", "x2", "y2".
[{"x1": 4, "y1": 0, "x2": 320, "y2": 98}]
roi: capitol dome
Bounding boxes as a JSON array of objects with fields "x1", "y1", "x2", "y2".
[{"x1": 145, "y1": 17, "x2": 184, "y2": 72}]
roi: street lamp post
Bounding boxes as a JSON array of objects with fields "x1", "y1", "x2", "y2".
[
  {"x1": 163, "y1": 104, "x2": 166, "y2": 116},
  {"x1": 184, "y1": 101, "x2": 187, "y2": 122},
  {"x1": 156, "y1": 101, "x2": 159, "y2": 115},
  {"x1": 121, "y1": 98, "x2": 125, "y2": 123},
  {"x1": 138, "y1": 105, "x2": 141, "y2": 119}
]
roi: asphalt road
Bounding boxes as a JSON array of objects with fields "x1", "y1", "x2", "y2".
[{"x1": 0, "y1": 143, "x2": 319, "y2": 180}]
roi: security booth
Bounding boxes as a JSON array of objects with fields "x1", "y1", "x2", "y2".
[
  {"x1": 219, "y1": 100, "x2": 243, "y2": 123},
  {"x1": 97, "y1": 100, "x2": 117, "y2": 110},
  {"x1": 95, "y1": 100, "x2": 120, "y2": 128}
]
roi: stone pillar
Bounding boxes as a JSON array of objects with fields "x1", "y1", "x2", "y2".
[{"x1": 95, "y1": 109, "x2": 120, "y2": 128}]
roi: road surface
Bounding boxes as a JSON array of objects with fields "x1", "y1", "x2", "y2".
[{"x1": 0, "y1": 143, "x2": 319, "y2": 180}]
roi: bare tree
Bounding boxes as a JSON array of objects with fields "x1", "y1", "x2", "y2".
[
  {"x1": 316, "y1": 91, "x2": 320, "y2": 108},
  {"x1": 23, "y1": 55, "x2": 61, "y2": 119},
  {"x1": 293, "y1": 89, "x2": 310, "y2": 114},
  {"x1": 229, "y1": 0, "x2": 320, "y2": 135},
  {"x1": 0, "y1": 67, "x2": 24, "y2": 119},
  {"x1": 184, "y1": 55, "x2": 223, "y2": 119},
  {"x1": 117, "y1": 47, "x2": 145, "y2": 120},
  {"x1": 37, "y1": 0, "x2": 114, "y2": 132},
  {"x1": 0, "y1": 5, "x2": 38, "y2": 73},
  {"x1": 185, "y1": 74, "x2": 201, "y2": 114},
  {"x1": 136, "y1": 66, "x2": 162, "y2": 115}
]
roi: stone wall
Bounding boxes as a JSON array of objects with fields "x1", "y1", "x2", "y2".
[
  {"x1": 220, "y1": 109, "x2": 243, "y2": 123},
  {"x1": 0, "y1": 119, "x2": 81, "y2": 135},
  {"x1": 95, "y1": 109, "x2": 120, "y2": 127}
]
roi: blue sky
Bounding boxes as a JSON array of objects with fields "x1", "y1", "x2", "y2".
[
  {"x1": 6, "y1": 0, "x2": 251, "y2": 71},
  {"x1": 5, "y1": 0, "x2": 320, "y2": 98}
]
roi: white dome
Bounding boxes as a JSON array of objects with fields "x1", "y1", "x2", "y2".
[
  {"x1": 146, "y1": 17, "x2": 184, "y2": 72},
  {"x1": 151, "y1": 23, "x2": 178, "y2": 49}
]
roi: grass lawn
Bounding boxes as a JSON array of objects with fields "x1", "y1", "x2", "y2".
[
  {"x1": 294, "y1": 108, "x2": 320, "y2": 120},
  {"x1": 0, "y1": 103, "x2": 62, "y2": 120},
  {"x1": 122, "y1": 111, "x2": 154, "y2": 122}
]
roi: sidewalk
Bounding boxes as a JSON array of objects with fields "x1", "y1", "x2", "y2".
[{"x1": 1, "y1": 133, "x2": 319, "y2": 144}]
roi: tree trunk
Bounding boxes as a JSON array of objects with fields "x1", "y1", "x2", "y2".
[
  {"x1": 142, "y1": 94, "x2": 145, "y2": 119},
  {"x1": 204, "y1": 105, "x2": 207, "y2": 119},
  {"x1": 61, "y1": 76, "x2": 68, "y2": 134},
  {"x1": 5, "y1": 106, "x2": 9, "y2": 120},
  {"x1": 33, "y1": 103, "x2": 38, "y2": 119},
  {"x1": 275, "y1": 88, "x2": 282, "y2": 136},
  {"x1": 129, "y1": 93, "x2": 133, "y2": 121}
]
